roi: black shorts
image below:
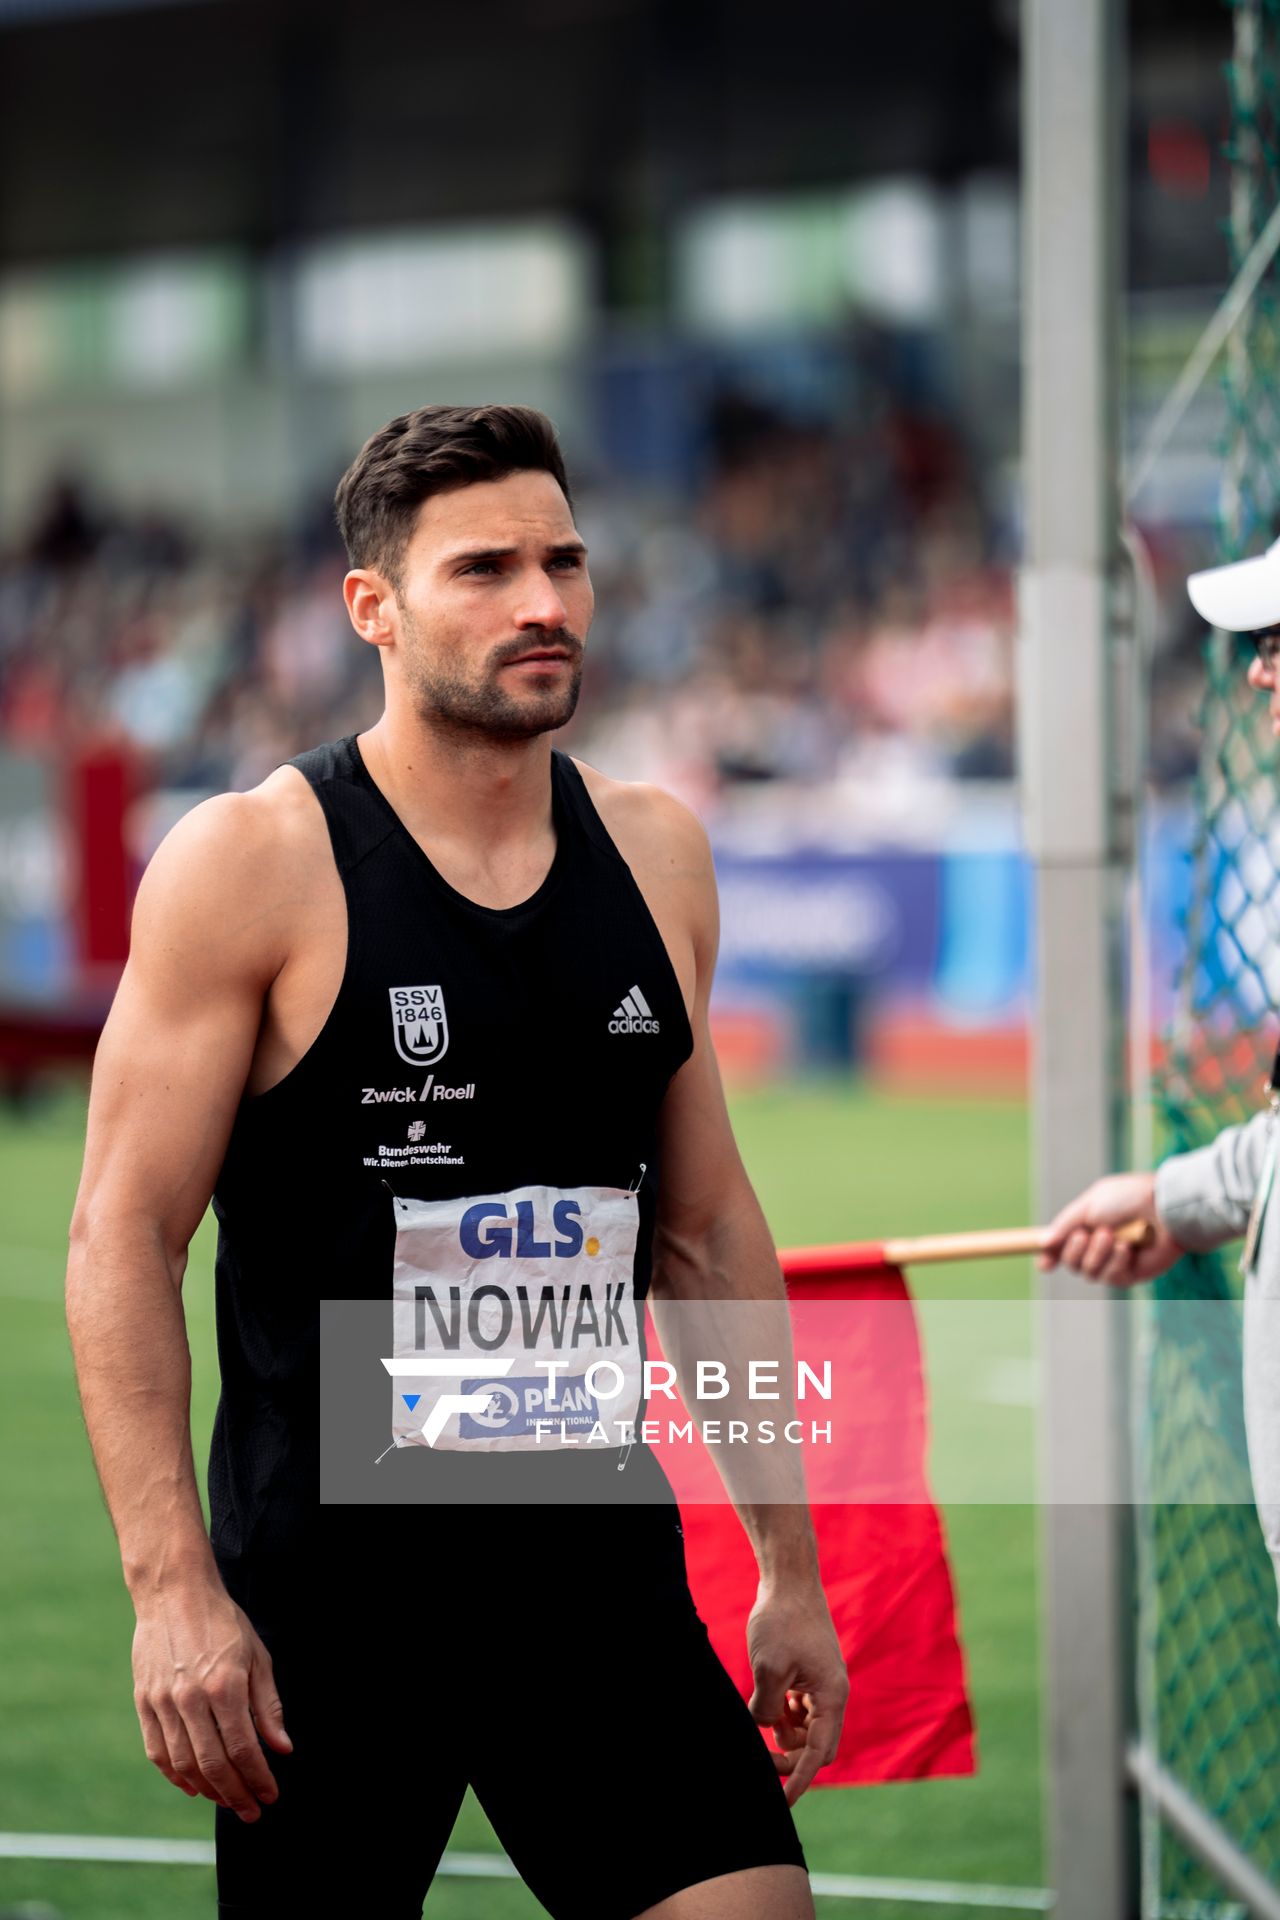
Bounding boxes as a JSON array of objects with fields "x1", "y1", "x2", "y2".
[{"x1": 214, "y1": 1496, "x2": 806, "y2": 1918}]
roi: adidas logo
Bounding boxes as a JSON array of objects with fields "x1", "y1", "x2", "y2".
[{"x1": 608, "y1": 984, "x2": 660, "y2": 1035}]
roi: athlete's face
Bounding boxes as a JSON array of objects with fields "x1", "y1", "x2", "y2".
[{"x1": 376, "y1": 469, "x2": 592, "y2": 740}]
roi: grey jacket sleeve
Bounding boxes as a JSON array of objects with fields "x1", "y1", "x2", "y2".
[
  {"x1": 1153, "y1": 1111, "x2": 1275, "y2": 1251},
  {"x1": 1155, "y1": 1112, "x2": 1280, "y2": 1623}
]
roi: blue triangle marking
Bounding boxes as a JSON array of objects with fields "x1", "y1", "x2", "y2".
[{"x1": 402, "y1": 1393, "x2": 421, "y2": 1411}]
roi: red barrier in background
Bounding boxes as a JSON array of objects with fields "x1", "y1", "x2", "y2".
[
  {"x1": 0, "y1": 745, "x2": 136, "y2": 1085},
  {"x1": 65, "y1": 744, "x2": 133, "y2": 983}
]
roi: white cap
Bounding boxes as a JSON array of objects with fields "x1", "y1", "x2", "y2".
[{"x1": 1187, "y1": 535, "x2": 1280, "y2": 632}]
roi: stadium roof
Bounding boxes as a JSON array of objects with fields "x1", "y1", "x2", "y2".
[
  {"x1": 3, "y1": 0, "x2": 1018, "y2": 263},
  {"x1": 0, "y1": 0, "x2": 1225, "y2": 272},
  {"x1": 0, "y1": 0, "x2": 206, "y2": 18}
]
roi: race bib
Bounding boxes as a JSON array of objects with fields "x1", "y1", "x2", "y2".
[{"x1": 388, "y1": 1184, "x2": 642, "y2": 1451}]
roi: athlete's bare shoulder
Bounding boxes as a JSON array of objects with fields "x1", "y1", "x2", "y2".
[
  {"x1": 132, "y1": 764, "x2": 332, "y2": 985},
  {"x1": 570, "y1": 758, "x2": 712, "y2": 883},
  {"x1": 570, "y1": 760, "x2": 715, "y2": 1008}
]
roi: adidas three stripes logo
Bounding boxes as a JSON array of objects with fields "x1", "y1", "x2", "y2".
[{"x1": 608, "y1": 983, "x2": 661, "y2": 1035}]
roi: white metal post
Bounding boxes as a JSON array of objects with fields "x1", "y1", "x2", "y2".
[{"x1": 1020, "y1": 3, "x2": 1135, "y2": 1918}]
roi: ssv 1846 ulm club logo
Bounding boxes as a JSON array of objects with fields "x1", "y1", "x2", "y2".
[
  {"x1": 390, "y1": 984, "x2": 449, "y2": 1067},
  {"x1": 608, "y1": 984, "x2": 660, "y2": 1035}
]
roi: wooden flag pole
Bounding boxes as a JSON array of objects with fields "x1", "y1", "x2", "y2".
[
  {"x1": 782, "y1": 1218, "x2": 1152, "y2": 1275},
  {"x1": 884, "y1": 1218, "x2": 1151, "y2": 1266}
]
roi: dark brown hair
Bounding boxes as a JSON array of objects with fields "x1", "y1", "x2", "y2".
[{"x1": 334, "y1": 403, "x2": 573, "y2": 584}]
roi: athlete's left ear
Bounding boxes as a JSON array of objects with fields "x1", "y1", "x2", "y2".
[{"x1": 343, "y1": 569, "x2": 398, "y2": 649}]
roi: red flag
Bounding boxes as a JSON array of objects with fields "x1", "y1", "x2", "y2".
[{"x1": 653, "y1": 1251, "x2": 976, "y2": 1787}]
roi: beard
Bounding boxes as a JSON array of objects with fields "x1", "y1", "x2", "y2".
[{"x1": 400, "y1": 615, "x2": 585, "y2": 741}]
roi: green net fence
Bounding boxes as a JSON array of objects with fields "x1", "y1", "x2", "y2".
[{"x1": 1143, "y1": 1, "x2": 1280, "y2": 1910}]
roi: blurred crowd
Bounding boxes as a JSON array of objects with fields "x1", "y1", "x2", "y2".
[
  {"x1": 571, "y1": 392, "x2": 1019, "y2": 817},
  {"x1": 0, "y1": 397, "x2": 1207, "y2": 818},
  {"x1": 0, "y1": 480, "x2": 382, "y2": 798}
]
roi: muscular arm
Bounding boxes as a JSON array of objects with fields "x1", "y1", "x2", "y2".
[
  {"x1": 648, "y1": 816, "x2": 815, "y2": 1546},
  {"x1": 67, "y1": 790, "x2": 298, "y2": 1820},
  {"x1": 641, "y1": 796, "x2": 848, "y2": 1800}
]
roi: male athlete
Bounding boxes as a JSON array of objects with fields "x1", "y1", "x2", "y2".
[
  {"x1": 1041, "y1": 536, "x2": 1280, "y2": 1614},
  {"x1": 66, "y1": 404, "x2": 848, "y2": 1918}
]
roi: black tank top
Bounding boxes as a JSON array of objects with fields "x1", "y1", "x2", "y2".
[{"x1": 208, "y1": 736, "x2": 694, "y2": 1572}]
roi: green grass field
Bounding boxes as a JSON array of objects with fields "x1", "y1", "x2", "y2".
[{"x1": 0, "y1": 1081, "x2": 1040, "y2": 1919}]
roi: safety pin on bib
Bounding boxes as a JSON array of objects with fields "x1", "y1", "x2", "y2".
[{"x1": 619, "y1": 1171, "x2": 647, "y2": 1464}]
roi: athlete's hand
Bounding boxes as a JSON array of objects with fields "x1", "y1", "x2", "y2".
[
  {"x1": 1038, "y1": 1171, "x2": 1184, "y2": 1287},
  {"x1": 746, "y1": 1584, "x2": 848, "y2": 1804},
  {"x1": 131, "y1": 1580, "x2": 292, "y2": 1821}
]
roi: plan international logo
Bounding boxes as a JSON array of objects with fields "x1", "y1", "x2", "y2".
[{"x1": 389, "y1": 985, "x2": 449, "y2": 1067}]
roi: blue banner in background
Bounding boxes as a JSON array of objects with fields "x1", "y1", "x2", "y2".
[
  {"x1": 0, "y1": 751, "x2": 70, "y2": 1004},
  {"x1": 711, "y1": 803, "x2": 1197, "y2": 1030},
  {"x1": 714, "y1": 851, "x2": 942, "y2": 992},
  {"x1": 0, "y1": 776, "x2": 1199, "y2": 1045}
]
